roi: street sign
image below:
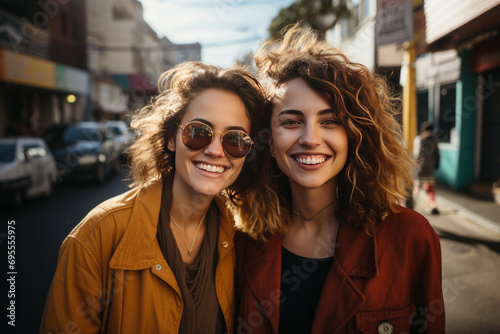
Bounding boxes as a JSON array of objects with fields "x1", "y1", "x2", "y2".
[{"x1": 375, "y1": 0, "x2": 414, "y2": 46}]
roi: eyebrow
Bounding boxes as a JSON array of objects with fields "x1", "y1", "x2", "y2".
[
  {"x1": 189, "y1": 118, "x2": 248, "y2": 132},
  {"x1": 277, "y1": 108, "x2": 335, "y2": 117}
]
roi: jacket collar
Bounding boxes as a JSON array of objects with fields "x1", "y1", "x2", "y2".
[
  {"x1": 311, "y1": 223, "x2": 377, "y2": 333},
  {"x1": 240, "y1": 223, "x2": 378, "y2": 334},
  {"x1": 109, "y1": 181, "x2": 236, "y2": 271},
  {"x1": 335, "y1": 223, "x2": 378, "y2": 278}
]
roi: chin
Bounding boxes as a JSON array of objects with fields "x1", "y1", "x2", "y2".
[
  {"x1": 291, "y1": 177, "x2": 334, "y2": 190},
  {"x1": 193, "y1": 181, "x2": 226, "y2": 197}
]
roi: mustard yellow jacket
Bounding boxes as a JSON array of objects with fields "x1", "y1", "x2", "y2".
[{"x1": 40, "y1": 181, "x2": 236, "y2": 333}]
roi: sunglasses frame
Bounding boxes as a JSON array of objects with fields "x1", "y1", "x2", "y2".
[{"x1": 177, "y1": 121, "x2": 253, "y2": 159}]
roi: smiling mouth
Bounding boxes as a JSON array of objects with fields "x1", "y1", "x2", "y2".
[
  {"x1": 293, "y1": 155, "x2": 329, "y2": 165},
  {"x1": 195, "y1": 162, "x2": 227, "y2": 174}
]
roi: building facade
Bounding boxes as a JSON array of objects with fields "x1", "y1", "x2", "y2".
[
  {"x1": 0, "y1": 0, "x2": 90, "y2": 137},
  {"x1": 86, "y1": 0, "x2": 160, "y2": 120},
  {"x1": 326, "y1": 0, "x2": 500, "y2": 194},
  {"x1": 161, "y1": 36, "x2": 201, "y2": 70},
  {"x1": 418, "y1": 0, "x2": 500, "y2": 192},
  {"x1": 326, "y1": 0, "x2": 404, "y2": 90}
]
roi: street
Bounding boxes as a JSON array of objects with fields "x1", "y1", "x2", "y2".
[
  {"x1": 1, "y1": 167, "x2": 131, "y2": 334},
  {"x1": 1, "y1": 170, "x2": 500, "y2": 333},
  {"x1": 414, "y1": 195, "x2": 500, "y2": 334}
]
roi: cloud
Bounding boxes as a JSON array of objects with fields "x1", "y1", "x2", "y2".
[{"x1": 141, "y1": 0, "x2": 295, "y2": 66}]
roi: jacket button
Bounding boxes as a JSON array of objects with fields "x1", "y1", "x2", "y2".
[
  {"x1": 221, "y1": 241, "x2": 229, "y2": 248},
  {"x1": 155, "y1": 264, "x2": 162, "y2": 271},
  {"x1": 377, "y1": 321, "x2": 394, "y2": 334}
]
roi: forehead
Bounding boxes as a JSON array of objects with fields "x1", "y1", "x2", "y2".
[
  {"x1": 182, "y1": 89, "x2": 250, "y2": 130},
  {"x1": 272, "y1": 78, "x2": 329, "y2": 115}
]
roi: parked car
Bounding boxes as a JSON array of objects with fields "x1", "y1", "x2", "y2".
[
  {"x1": 102, "y1": 120, "x2": 136, "y2": 159},
  {"x1": 43, "y1": 122, "x2": 121, "y2": 184},
  {"x1": 0, "y1": 137, "x2": 58, "y2": 209}
]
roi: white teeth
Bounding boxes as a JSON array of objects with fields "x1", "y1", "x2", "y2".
[
  {"x1": 295, "y1": 156, "x2": 327, "y2": 165},
  {"x1": 196, "y1": 163, "x2": 225, "y2": 173}
]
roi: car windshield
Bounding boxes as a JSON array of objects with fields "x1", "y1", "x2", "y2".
[
  {"x1": 63, "y1": 127, "x2": 101, "y2": 142},
  {"x1": 0, "y1": 144, "x2": 15, "y2": 162}
]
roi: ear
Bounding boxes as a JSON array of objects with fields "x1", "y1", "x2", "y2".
[{"x1": 167, "y1": 136, "x2": 176, "y2": 152}]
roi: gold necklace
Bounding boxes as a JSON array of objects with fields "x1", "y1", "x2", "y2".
[
  {"x1": 170, "y1": 212, "x2": 207, "y2": 255},
  {"x1": 292, "y1": 198, "x2": 339, "y2": 222}
]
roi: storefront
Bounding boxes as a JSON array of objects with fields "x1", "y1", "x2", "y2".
[
  {"x1": 471, "y1": 34, "x2": 500, "y2": 184},
  {"x1": 0, "y1": 49, "x2": 90, "y2": 137}
]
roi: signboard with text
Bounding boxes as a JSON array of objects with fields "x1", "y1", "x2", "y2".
[{"x1": 376, "y1": 0, "x2": 414, "y2": 46}]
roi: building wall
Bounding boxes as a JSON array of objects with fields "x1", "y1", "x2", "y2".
[
  {"x1": 339, "y1": 19, "x2": 376, "y2": 69},
  {"x1": 104, "y1": 20, "x2": 137, "y2": 74},
  {"x1": 326, "y1": 0, "x2": 377, "y2": 69},
  {"x1": 434, "y1": 50, "x2": 478, "y2": 189},
  {"x1": 325, "y1": 0, "x2": 403, "y2": 70},
  {"x1": 424, "y1": 0, "x2": 500, "y2": 45},
  {"x1": 0, "y1": 4, "x2": 90, "y2": 135},
  {"x1": 161, "y1": 37, "x2": 201, "y2": 70},
  {"x1": 142, "y1": 27, "x2": 163, "y2": 82},
  {"x1": 455, "y1": 50, "x2": 478, "y2": 188},
  {"x1": 86, "y1": 0, "x2": 141, "y2": 75}
]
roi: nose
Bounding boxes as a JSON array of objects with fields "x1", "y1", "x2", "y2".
[
  {"x1": 203, "y1": 132, "x2": 225, "y2": 157},
  {"x1": 299, "y1": 123, "x2": 321, "y2": 147}
]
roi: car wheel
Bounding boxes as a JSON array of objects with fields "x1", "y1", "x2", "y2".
[{"x1": 96, "y1": 164, "x2": 105, "y2": 184}]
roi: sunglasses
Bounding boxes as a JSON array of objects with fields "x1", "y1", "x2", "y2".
[{"x1": 178, "y1": 121, "x2": 253, "y2": 159}]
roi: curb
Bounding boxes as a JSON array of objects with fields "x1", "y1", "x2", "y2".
[{"x1": 435, "y1": 194, "x2": 500, "y2": 234}]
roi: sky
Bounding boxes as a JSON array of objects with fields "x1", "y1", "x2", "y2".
[{"x1": 141, "y1": 0, "x2": 296, "y2": 68}]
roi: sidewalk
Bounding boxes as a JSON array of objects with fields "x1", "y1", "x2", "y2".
[{"x1": 418, "y1": 182, "x2": 500, "y2": 234}]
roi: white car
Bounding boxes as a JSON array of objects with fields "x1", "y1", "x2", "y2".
[
  {"x1": 0, "y1": 137, "x2": 58, "y2": 209},
  {"x1": 102, "y1": 120, "x2": 136, "y2": 157}
]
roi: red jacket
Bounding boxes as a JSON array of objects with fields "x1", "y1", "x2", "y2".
[{"x1": 235, "y1": 207, "x2": 444, "y2": 334}]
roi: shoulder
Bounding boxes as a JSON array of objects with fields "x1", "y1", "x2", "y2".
[
  {"x1": 235, "y1": 230, "x2": 281, "y2": 265},
  {"x1": 67, "y1": 182, "x2": 162, "y2": 245},
  {"x1": 67, "y1": 188, "x2": 139, "y2": 242},
  {"x1": 377, "y1": 207, "x2": 440, "y2": 249}
]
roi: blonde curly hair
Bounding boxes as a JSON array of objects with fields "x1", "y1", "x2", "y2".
[{"x1": 238, "y1": 25, "x2": 415, "y2": 239}]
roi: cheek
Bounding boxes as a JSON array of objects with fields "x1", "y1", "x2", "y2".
[
  {"x1": 270, "y1": 126, "x2": 286, "y2": 156},
  {"x1": 270, "y1": 134, "x2": 290, "y2": 158},
  {"x1": 232, "y1": 159, "x2": 246, "y2": 174}
]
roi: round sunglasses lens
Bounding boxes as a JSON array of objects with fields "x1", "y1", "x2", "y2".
[
  {"x1": 181, "y1": 123, "x2": 212, "y2": 150},
  {"x1": 222, "y1": 131, "x2": 252, "y2": 158}
]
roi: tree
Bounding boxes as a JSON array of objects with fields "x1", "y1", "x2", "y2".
[{"x1": 268, "y1": 0, "x2": 351, "y2": 38}]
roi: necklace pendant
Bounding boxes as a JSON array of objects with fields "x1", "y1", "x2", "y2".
[{"x1": 188, "y1": 250, "x2": 192, "y2": 255}]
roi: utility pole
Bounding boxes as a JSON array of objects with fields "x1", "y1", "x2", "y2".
[{"x1": 402, "y1": 40, "x2": 417, "y2": 152}]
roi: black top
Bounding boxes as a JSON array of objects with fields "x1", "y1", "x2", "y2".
[{"x1": 279, "y1": 247, "x2": 334, "y2": 334}]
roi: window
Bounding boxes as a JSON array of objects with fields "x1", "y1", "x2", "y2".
[
  {"x1": 365, "y1": 0, "x2": 370, "y2": 18},
  {"x1": 0, "y1": 144, "x2": 15, "y2": 162},
  {"x1": 341, "y1": 19, "x2": 349, "y2": 39},
  {"x1": 23, "y1": 144, "x2": 47, "y2": 159},
  {"x1": 437, "y1": 83, "x2": 456, "y2": 143},
  {"x1": 417, "y1": 90, "x2": 429, "y2": 127}
]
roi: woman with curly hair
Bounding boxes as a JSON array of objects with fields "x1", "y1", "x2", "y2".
[
  {"x1": 40, "y1": 62, "x2": 276, "y2": 334},
  {"x1": 235, "y1": 26, "x2": 445, "y2": 334}
]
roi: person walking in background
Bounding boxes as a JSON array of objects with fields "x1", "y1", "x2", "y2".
[
  {"x1": 40, "y1": 61, "x2": 274, "y2": 333},
  {"x1": 414, "y1": 121, "x2": 441, "y2": 215},
  {"x1": 235, "y1": 25, "x2": 445, "y2": 334}
]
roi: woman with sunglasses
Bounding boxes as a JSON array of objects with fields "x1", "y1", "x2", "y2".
[
  {"x1": 40, "y1": 62, "x2": 275, "y2": 333},
  {"x1": 235, "y1": 26, "x2": 445, "y2": 333}
]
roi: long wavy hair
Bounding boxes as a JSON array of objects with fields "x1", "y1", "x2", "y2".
[
  {"x1": 242, "y1": 25, "x2": 414, "y2": 238},
  {"x1": 128, "y1": 61, "x2": 283, "y2": 233}
]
